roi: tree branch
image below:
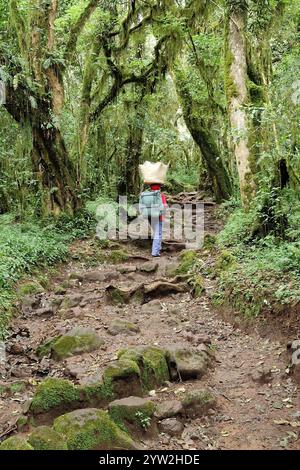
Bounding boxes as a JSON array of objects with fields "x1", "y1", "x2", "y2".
[{"x1": 64, "y1": 0, "x2": 100, "y2": 63}]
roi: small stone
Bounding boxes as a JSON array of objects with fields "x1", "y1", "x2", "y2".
[
  {"x1": 107, "y1": 319, "x2": 140, "y2": 336},
  {"x1": 251, "y1": 367, "x2": 273, "y2": 384},
  {"x1": 165, "y1": 344, "x2": 212, "y2": 380},
  {"x1": 118, "y1": 266, "x2": 137, "y2": 274},
  {"x1": 61, "y1": 294, "x2": 83, "y2": 309},
  {"x1": 9, "y1": 343, "x2": 24, "y2": 355},
  {"x1": 159, "y1": 418, "x2": 184, "y2": 436},
  {"x1": 155, "y1": 400, "x2": 183, "y2": 419},
  {"x1": 139, "y1": 262, "x2": 159, "y2": 274}
]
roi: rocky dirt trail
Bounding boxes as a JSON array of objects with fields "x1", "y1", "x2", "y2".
[{"x1": 0, "y1": 201, "x2": 300, "y2": 450}]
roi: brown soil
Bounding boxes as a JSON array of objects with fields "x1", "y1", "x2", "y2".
[{"x1": 0, "y1": 203, "x2": 300, "y2": 450}]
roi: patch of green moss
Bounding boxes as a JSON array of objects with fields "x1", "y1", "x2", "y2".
[
  {"x1": 99, "y1": 249, "x2": 129, "y2": 264},
  {"x1": 107, "y1": 287, "x2": 131, "y2": 305},
  {"x1": 189, "y1": 275, "x2": 205, "y2": 297},
  {"x1": 81, "y1": 378, "x2": 115, "y2": 403},
  {"x1": 0, "y1": 381, "x2": 26, "y2": 397},
  {"x1": 51, "y1": 333, "x2": 104, "y2": 360},
  {"x1": 176, "y1": 250, "x2": 199, "y2": 275},
  {"x1": 28, "y1": 426, "x2": 68, "y2": 450},
  {"x1": 181, "y1": 389, "x2": 216, "y2": 416},
  {"x1": 17, "y1": 415, "x2": 28, "y2": 431},
  {"x1": 37, "y1": 330, "x2": 104, "y2": 360},
  {"x1": 36, "y1": 337, "x2": 57, "y2": 358},
  {"x1": 53, "y1": 409, "x2": 135, "y2": 450},
  {"x1": 30, "y1": 378, "x2": 81, "y2": 414},
  {"x1": 118, "y1": 347, "x2": 170, "y2": 391},
  {"x1": 215, "y1": 250, "x2": 237, "y2": 272},
  {"x1": 224, "y1": 47, "x2": 238, "y2": 100},
  {"x1": 103, "y1": 359, "x2": 141, "y2": 383},
  {"x1": 0, "y1": 436, "x2": 33, "y2": 450},
  {"x1": 18, "y1": 282, "x2": 44, "y2": 296},
  {"x1": 247, "y1": 79, "x2": 265, "y2": 106},
  {"x1": 141, "y1": 347, "x2": 170, "y2": 389},
  {"x1": 203, "y1": 234, "x2": 217, "y2": 250}
]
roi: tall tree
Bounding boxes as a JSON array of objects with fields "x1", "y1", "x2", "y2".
[{"x1": 225, "y1": 0, "x2": 256, "y2": 205}]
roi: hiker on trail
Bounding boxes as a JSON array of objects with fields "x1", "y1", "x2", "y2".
[{"x1": 139, "y1": 162, "x2": 169, "y2": 258}]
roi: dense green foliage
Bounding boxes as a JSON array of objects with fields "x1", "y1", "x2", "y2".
[{"x1": 0, "y1": 0, "x2": 300, "y2": 331}]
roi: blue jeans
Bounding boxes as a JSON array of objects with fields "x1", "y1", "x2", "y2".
[{"x1": 151, "y1": 219, "x2": 163, "y2": 256}]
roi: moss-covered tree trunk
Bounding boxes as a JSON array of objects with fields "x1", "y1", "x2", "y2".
[
  {"x1": 31, "y1": 123, "x2": 79, "y2": 215},
  {"x1": 118, "y1": 83, "x2": 147, "y2": 197},
  {"x1": 175, "y1": 80, "x2": 232, "y2": 202},
  {"x1": 225, "y1": 0, "x2": 256, "y2": 206}
]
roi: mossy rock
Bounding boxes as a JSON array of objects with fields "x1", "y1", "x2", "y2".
[
  {"x1": 103, "y1": 358, "x2": 142, "y2": 398},
  {"x1": 30, "y1": 378, "x2": 81, "y2": 415},
  {"x1": 0, "y1": 436, "x2": 33, "y2": 450},
  {"x1": 165, "y1": 344, "x2": 211, "y2": 380},
  {"x1": 28, "y1": 426, "x2": 67, "y2": 450},
  {"x1": 119, "y1": 346, "x2": 170, "y2": 390},
  {"x1": 105, "y1": 285, "x2": 144, "y2": 305},
  {"x1": 105, "y1": 286, "x2": 133, "y2": 305},
  {"x1": 181, "y1": 389, "x2": 216, "y2": 416},
  {"x1": 103, "y1": 359, "x2": 140, "y2": 383},
  {"x1": 80, "y1": 378, "x2": 115, "y2": 404},
  {"x1": 37, "y1": 328, "x2": 105, "y2": 360},
  {"x1": 53, "y1": 408, "x2": 136, "y2": 450},
  {"x1": 109, "y1": 396, "x2": 155, "y2": 431},
  {"x1": 18, "y1": 282, "x2": 44, "y2": 296},
  {"x1": 60, "y1": 294, "x2": 83, "y2": 310}
]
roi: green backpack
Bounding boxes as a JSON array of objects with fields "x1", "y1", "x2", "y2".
[{"x1": 139, "y1": 190, "x2": 164, "y2": 219}]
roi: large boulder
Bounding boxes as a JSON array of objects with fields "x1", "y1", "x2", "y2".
[
  {"x1": 37, "y1": 327, "x2": 105, "y2": 360},
  {"x1": 28, "y1": 426, "x2": 67, "y2": 450},
  {"x1": 53, "y1": 408, "x2": 137, "y2": 450}
]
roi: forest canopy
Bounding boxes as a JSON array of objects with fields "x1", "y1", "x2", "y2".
[{"x1": 0, "y1": 0, "x2": 300, "y2": 329}]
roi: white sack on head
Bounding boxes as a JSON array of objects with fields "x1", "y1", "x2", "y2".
[{"x1": 139, "y1": 161, "x2": 169, "y2": 184}]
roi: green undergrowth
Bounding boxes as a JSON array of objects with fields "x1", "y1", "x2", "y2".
[
  {"x1": 180, "y1": 193, "x2": 300, "y2": 318},
  {"x1": 0, "y1": 208, "x2": 97, "y2": 338}
]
